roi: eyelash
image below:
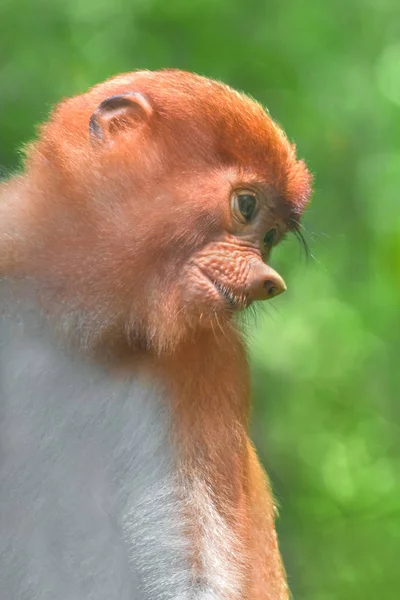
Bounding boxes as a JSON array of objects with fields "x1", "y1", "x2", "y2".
[{"x1": 263, "y1": 227, "x2": 278, "y2": 248}]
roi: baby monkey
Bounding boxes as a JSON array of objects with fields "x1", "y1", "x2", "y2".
[{"x1": 0, "y1": 70, "x2": 311, "y2": 600}]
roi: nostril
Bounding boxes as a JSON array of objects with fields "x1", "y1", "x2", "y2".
[
  {"x1": 264, "y1": 280, "x2": 277, "y2": 297},
  {"x1": 248, "y1": 262, "x2": 286, "y2": 301}
]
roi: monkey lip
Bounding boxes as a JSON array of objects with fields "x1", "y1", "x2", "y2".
[
  {"x1": 192, "y1": 265, "x2": 249, "y2": 312},
  {"x1": 211, "y1": 280, "x2": 244, "y2": 310}
]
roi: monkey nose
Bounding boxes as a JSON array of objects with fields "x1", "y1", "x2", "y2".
[{"x1": 247, "y1": 262, "x2": 287, "y2": 301}]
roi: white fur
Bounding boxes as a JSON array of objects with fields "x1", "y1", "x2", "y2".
[
  {"x1": 0, "y1": 288, "x2": 243, "y2": 599},
  {"x1": 188, "y1": 479, "x2": 245, "y2": 599}
]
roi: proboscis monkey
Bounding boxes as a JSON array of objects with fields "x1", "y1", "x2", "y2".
[{"x1": 0, "y1": 70, "x2": 311, "y2": 600}]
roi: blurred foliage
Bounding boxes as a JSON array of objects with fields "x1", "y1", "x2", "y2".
[{"x1": 1, "y1": 0, "x2": 399, "y2": 598}]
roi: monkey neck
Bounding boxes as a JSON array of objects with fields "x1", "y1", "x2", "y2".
[
  {"x1": 154, "y1": 326, "x2": 251, "y2": 498},
  {"x1": 152, "y1": 327, "x2": 253, "y2": 594}
]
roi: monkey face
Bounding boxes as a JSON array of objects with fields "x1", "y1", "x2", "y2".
[
  {"x1": 27, "y1": 70, "x2": 311, "y2": 351},
  {"x1": 176, "y1": 173, "x2": 300, "y2": 324},
  {"x1": 175, "y1": 183, "x2": 279, "y2": 317}
]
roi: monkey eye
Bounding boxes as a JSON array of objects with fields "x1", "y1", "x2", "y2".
[
  {"x1": 264, "y1": 227, "x2": 278, "y2": 249},
  {"x1": 231, "y1": 190, "x2": 258, "y2": 223}
]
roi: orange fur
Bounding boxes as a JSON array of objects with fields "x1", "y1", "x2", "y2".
[{"x1": 0, "y1": 69, "x2": 311, "y2": 598}]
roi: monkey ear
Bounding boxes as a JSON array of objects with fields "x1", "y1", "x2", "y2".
[{"x1": 89, "y1": 92, "x2": 152, "y2": 143}]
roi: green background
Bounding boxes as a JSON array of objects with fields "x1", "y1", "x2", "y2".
[{"x1": 1, "y1": 1, "x2": 399, "y2": 598}]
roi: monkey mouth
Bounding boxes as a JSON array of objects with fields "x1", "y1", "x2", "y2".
[
  {"x1": 212, "y1": 280, "x2": 244, "y2": 310},
  {"x1": 191, "y1": 265, "x2": 249, "y2": 312}
]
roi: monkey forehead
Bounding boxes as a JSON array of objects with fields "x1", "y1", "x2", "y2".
[
  {"x1": 98, "y1": 71, "x2": 310, "y2": 203},
  {"x1": 37, "y1": 69, "x2": 312, "y2": 214}
]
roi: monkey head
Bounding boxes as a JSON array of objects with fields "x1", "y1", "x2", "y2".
[{"x1": 21, "y1": 70, "x2": 312, "y2": 353}]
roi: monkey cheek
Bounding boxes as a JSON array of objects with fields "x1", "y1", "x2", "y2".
[
  {"x1": 181, "y1": 282, "x2": 222, "y2": 317},
  {"x1": 178, "y1": 269, "x2": 219, "y2": 319},
  {"x1": 179, "y1": 267, "x2": 247, "y2": 327}
]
